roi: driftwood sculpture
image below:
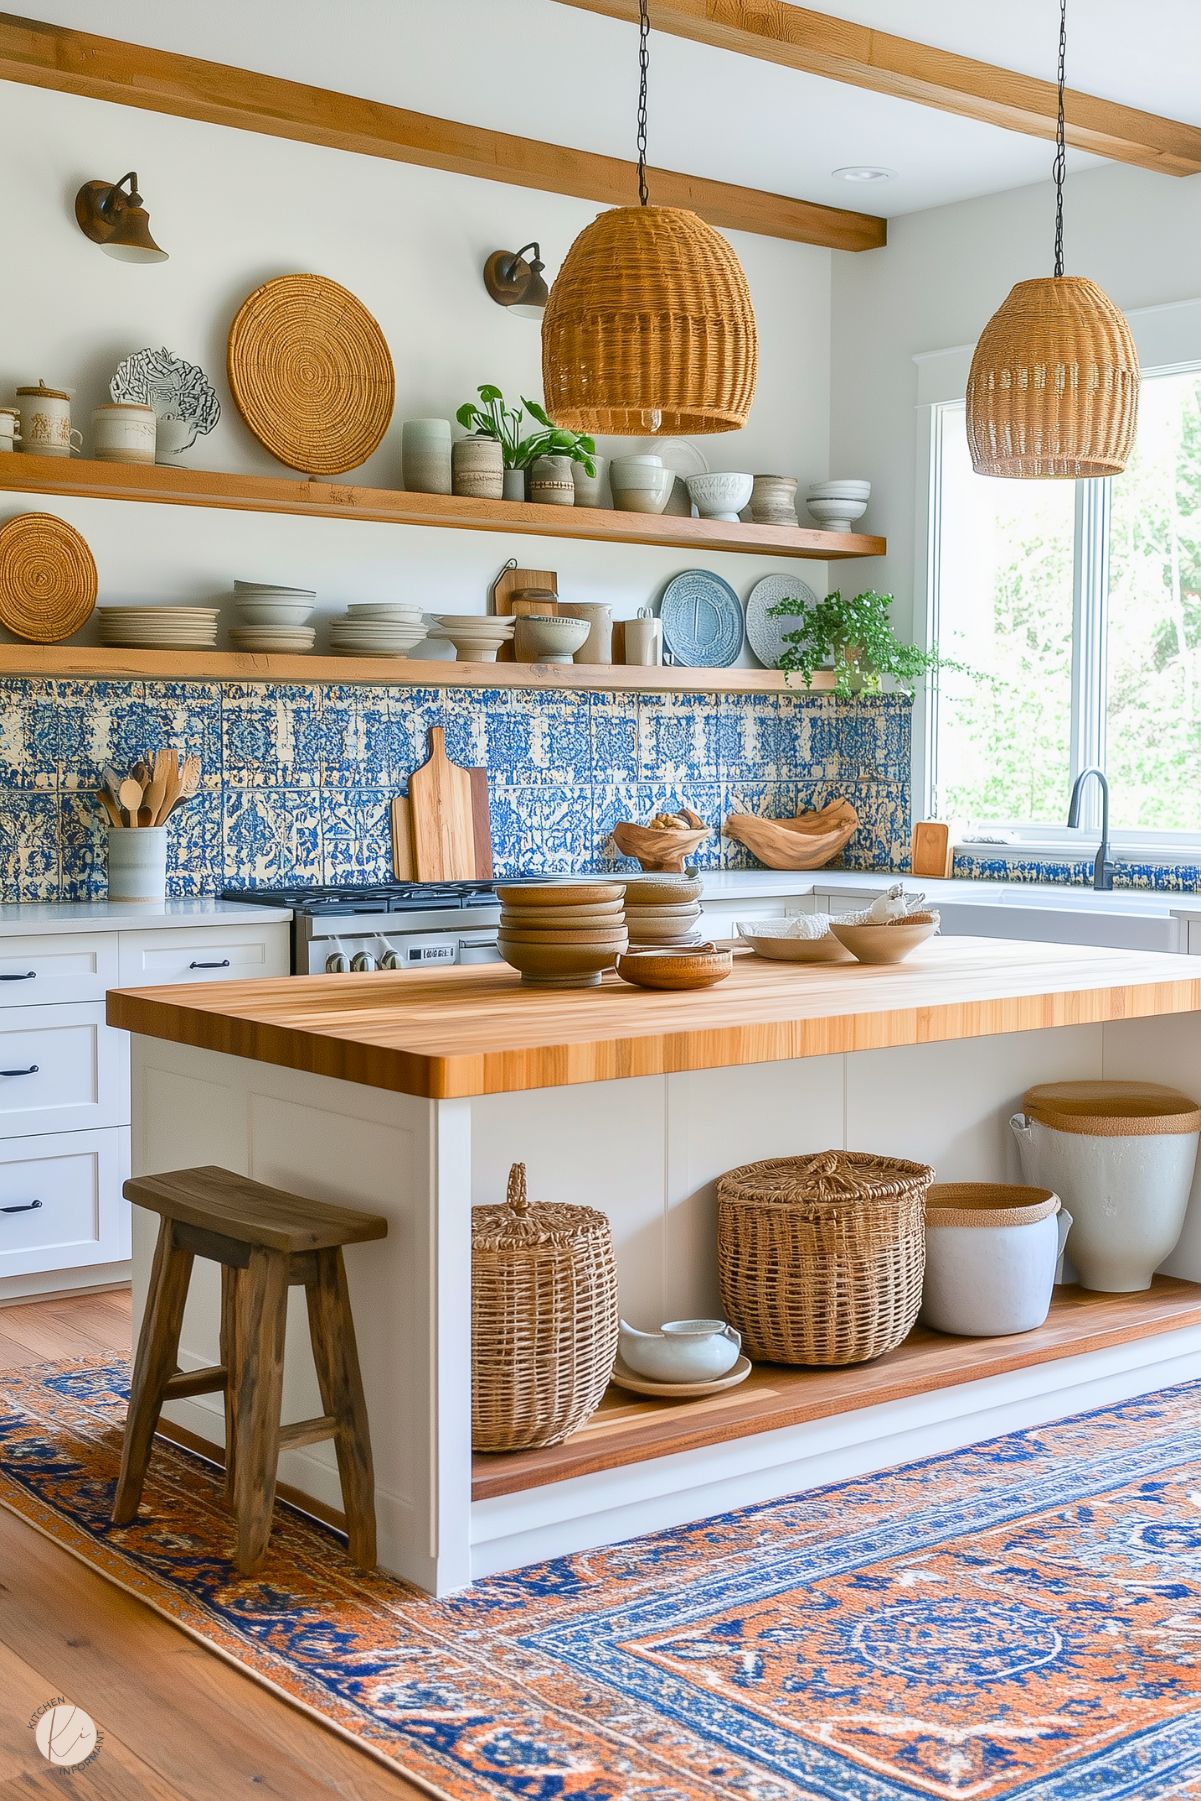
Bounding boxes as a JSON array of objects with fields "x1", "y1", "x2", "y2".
[
  {"x1": 723, "y1": 798, "x2": 859, "y2": 870},
  {"x1": 612, "y1": 808, "x2": 713, "y2": 872}
]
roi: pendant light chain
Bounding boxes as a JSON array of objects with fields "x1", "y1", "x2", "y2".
[
  {"x1": 636, "y1": 0, "x2": 650, "y2": 207},
  {"x1": 1053, "y1": 0, "x2": 1067, "y2": 277}
]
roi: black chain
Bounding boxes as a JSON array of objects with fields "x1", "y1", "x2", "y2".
[
  {"x1": 1053, "y1": 0, "x2": 1067, "y2": 276},
  {"x1": 637, "y1": 0, "x2": 650, "y2": 206}
]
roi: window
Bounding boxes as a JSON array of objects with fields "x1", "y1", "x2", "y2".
[{"x1": 928, "y1": 368, "x2": 1201, "y2": 840}]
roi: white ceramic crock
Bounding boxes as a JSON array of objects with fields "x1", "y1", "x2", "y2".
[
  {"x1": 921, "y1": 1183, "x2": 1072, "y2": 1337},
  {"x1": 93, "y1": 402, "x2": 156, "y2": 465},
  {"x1": 107, "y1": 827, "x2": 167, "y2": 903},
  {"x1": 618, "y1": 1318, "x2": 741, "y2": 1383},
  {"x1": 1010, "y1": 1081, "x2": 1201, "y2": 1292}
]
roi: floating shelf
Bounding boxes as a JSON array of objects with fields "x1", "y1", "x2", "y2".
[
  {"x1": 0, "y1": 454, "x2": 886, "y2": 562},
  {"x1": 471, "y1": 1277, "x2": 1201, "y2": 1499},
  {"x1": 0, "y1": 644, "x2": 837, "y2": 693}
]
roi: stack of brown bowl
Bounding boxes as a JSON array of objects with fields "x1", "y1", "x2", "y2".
[
  {"x1": 496, "y1": 881, "x2": 628, "y2": 988},
  {"x1": 622, "y1": 874, "x2": 705, "y2": 949}
]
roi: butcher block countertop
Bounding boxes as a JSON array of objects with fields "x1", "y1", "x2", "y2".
[{"x1": 106, "y1": 937, "x2": 1201, "y2": 1099}]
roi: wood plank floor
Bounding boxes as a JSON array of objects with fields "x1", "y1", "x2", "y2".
[
  {"x1": 0, "y1": 1289, "x2": 423, "y2": 1798},
  {"x1": 473, "y1": 1276, "x2": 1201, "y2": 1499}
]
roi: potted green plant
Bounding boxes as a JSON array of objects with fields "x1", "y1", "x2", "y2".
[
  {"x1": 455, "y1": 386, "x2": 596, "y2": 501},
  {"x1": 768, "y1": 588, "x2": 952, "y2": 698}
]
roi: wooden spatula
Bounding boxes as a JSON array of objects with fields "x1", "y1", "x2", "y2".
[{"x1": 408, "y1": 727, "x2": 476, "y2": 881}]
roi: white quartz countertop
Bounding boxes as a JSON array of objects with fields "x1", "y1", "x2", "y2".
[
  {"x1": 699, "y1": 868, "x2": 1201, "y2": 918},
  {"x1": 0, "y1": 899, "x2": 293, "y2": 937}
]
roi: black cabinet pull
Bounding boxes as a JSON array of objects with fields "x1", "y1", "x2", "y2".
[
  {"x1": 1, "y1": 1199, "x2": 42, "y2": 1214},
  {"x1": 189, "y1": 959, "x2": 231, "y2": 970},
  {"x1": 0, "y1": 972, "x2": 35, "y2": 982},
  {"x1": 0, "y1": 1065, "x2": 38, "y2": 1077}
]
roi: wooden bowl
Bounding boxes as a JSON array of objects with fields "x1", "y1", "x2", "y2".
[
  {"x1": 736, "y1": 927, "x2": 853, "y2": 963},
  {"x1": 497, "y1": 881, "x2": 625, "y2": 908},
  {"x1": 500, "y1": 904, "x2": 625, "y2": 929},
  {"x1": 612, "y1": 815, "x2": 712, "y2": 873},
  {"x1": 498, "y1": 925, "x2": 629, "y2": 947},
  {"x1": 621, "y1": 875, "x2": 703, "y2": 905},
  {"x1": 723, "y1": 799, "x2": 859, "y2": 870},
  {"x1": 828, "y1": 915, "x2": 938, "y2": 965},
  {"x1": 615, "y1": 944, "x2": 733, "y2": 991},
  {"x1": 497, "y1": 937, "x2": 622, "y2": 986}
]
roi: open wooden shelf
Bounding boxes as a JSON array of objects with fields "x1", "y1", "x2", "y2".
[
  {"x1": 0, "y1": 454, "x2": 886, "y2": 562},
  {"x1": 471, "y1": 1277, "x2": 1201, "y2": 1499},
  {"x1": 0, "y1": 644, "x2": 836, "y2": 693}
]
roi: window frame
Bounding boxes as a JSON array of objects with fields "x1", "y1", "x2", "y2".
[{"x1": 915, "y1": 299, "x2": 1201, "y2": 858}]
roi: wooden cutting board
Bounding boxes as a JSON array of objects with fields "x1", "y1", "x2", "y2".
[
  {"x1": 399, "y1": 737, "x2": 494, "y2": 880},
  {"x1": 910, "y1": 820, "x2": 954, "y2": 880}
]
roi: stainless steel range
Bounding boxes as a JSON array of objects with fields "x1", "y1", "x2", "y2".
[{"x1": 223, "y1": 881, "x2": 512, "y2": 974}]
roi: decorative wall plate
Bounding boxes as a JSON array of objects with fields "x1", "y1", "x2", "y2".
[
  {"x1": 745, "y1": 573, "x2": 818, "y2": 668},
  {"x1": 659, "y1": 570, "x2": 744, "y2": 668},
  {"x1": 111, "y1": 347, "x2": 221, "y2": 461},
  {"x1": 227, "y1": 273, "x2": 395, "y2": 476},
  {"x1": 0, "y1": 512, "x2": 97, "y2": 642}
]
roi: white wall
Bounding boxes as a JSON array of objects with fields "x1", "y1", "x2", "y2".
[
  {"x1": 0, "y1": 80, "x2": 831, "y2": 652},
  {"x1": 829, "y1": 162, "x2": 1201, "y2": 640}
]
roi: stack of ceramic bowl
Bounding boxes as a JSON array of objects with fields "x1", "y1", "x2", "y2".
[
  {"x1": 609, "y1": 455, "x2": 673, "y2": 515},
  {"x1": 98, "y1": 606, "x2": 220, "y2": 650},
  {"x1": 496, "y1": 881, "x2": 628, "y2": 988},
  {"x1": 328, "y1": 603, "x2": 429, "y2": 658},
  {"x1": 229, "y1": 580, "x2": 316, "y2": 653},
  {"x1": 805, "y1": 480, "x2": 870, "y2": 527},
  {"x1": 622, "y1": 874, "x2": 705, "y2": 949},
  {"x1": 429, "y1": 614, "x2": 516, "y2": 663}
]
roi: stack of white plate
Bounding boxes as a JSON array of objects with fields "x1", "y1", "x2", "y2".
[
  {"x1": 428, "y1": 614, "x2": 517, "y2": 663},
  {"x1": 98, "y1": 606, "x2": 220, "y2": 649},
  {"x1": 230, "y1": 581, "x2": 317, "y2": 653},
  {"x1": 329, "y1": 602, "x2": 429, "y2": 658}
]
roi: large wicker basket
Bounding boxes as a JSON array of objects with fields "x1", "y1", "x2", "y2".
[
  {"x1": 472, "y1": 1163, "x2": 618, "y2": 1452},
  {"x1": 717, "y1": 1150, "x2": 932, "y2": 1367}
]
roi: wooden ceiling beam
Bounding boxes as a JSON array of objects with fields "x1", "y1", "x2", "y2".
[
  {"x1": 0, "y1": 12, "x2": 885, "y2": 251},
  {"x1": 554, "y1": 0, "x2": 1201, "y2": 178}
]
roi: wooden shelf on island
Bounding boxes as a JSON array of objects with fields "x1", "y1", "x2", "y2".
[
  {"x1": 0, "y1": 643, "x2": 836, "y2": 693},
  {"x1": 0, "y1": 454, "x2": 886, "y2": 562},
  {"x1": 471, "y1": 1277, "x2": 1201, "y2": 1499}
]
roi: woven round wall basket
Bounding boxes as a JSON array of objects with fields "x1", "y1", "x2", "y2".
[
  {"x1": 0, "y1": 511, "x2": 97, "y2": 643},
  {"x1": 542, "y1": 205, "x2": 758, "y2": 435},
  {"x1": 472, "y1": 1162, "x2": 619, "y2": 1452},
  {"x1": 717, "y1": 1149, "x2": 932, "y2": 1367},
  {"x1": 227, "y1": 273, "x2": 395, "y2": 475},
  {"x1": 966, "y1": 275, "x2": 1139, "y2": 479}
]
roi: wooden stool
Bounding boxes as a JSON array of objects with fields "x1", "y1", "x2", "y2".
[{"x1": 114, "y1": 1165, "x2": 387, "y2": 1576}]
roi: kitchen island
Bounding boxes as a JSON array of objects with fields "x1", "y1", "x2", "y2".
[{"x1": 108, "y1": 938, "x2": 1201, "y2": 1594}]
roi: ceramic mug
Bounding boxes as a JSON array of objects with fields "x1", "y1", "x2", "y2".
[
  {"x1": 16, "y1": 383, "x2": 81, "y2": 457},
  {"x1": 624, "y1": 611, "x2": 663, "y2": 666},
  {"x1": 0, "y1": 407, "x2": 19, "y2": 452},
  {"x1": 93, "y1": 402, "x2": 156, "y2": 465}
]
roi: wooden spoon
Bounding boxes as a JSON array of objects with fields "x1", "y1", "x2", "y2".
[
  {"x1": 117, "y1": 777, "x2": 144, "y2": 827},
  {"x1": 153, "y1": 750, "x2": 182, "y2": 826},
  {"x1": 96, "y1": 789, "x2": 123, "y2": 828},
  {"x1": 143, "y1": 748, "x2": 171, "y2": 828}
]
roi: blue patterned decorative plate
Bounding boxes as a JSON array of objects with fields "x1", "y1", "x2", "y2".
[{"x1": 659, "y1": 570, "x2": 744, "y2": 667}]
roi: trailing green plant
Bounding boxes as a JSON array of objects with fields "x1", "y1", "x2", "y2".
[
  {"x1": 455, "y1": 386, "x2": 596, "y2": 475},
  {"x1": 768, "y1": 587, "x2": 960, "y2": 699}
]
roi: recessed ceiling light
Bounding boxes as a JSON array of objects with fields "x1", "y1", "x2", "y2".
[{"x1": 831, "y1": 165, "x2": 897, "y2": 184}]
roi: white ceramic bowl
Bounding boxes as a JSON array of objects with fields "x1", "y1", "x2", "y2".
[
  {"x1": 233, "y1": 581, "x2": 317, "y2": 599},
  {"x1": 610, "y1": 464, "x2": 674, "y2": 516},
  {"x1": 687, "y1": 472, "x2": 754, "y2": 522},
  {"x1": 807, "y1": 479, "x2": 871, "y2": 498},
  {"x1": 234, "y1": 600, "x2": 315, "y2": 628},
  {"x1": 807, "y1": 495, "x2": 869, "y2": 526},
  {"x1": 345, "y1": 603, "x2": 425, "y2": 620}
]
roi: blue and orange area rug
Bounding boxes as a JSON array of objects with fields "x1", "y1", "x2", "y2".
[{"x1": 1, "y1": 1359, "x2": 1200, "y2": 1801}]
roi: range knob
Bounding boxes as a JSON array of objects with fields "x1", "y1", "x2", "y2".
[
  {"x1": 325, "y1": 953, "x2": 350, "y2": 974},
  {"x1": 350, "y1": 951, "x2": 378, "y2": 973},
  {"x1": 380, "y1": 950, "x2": 402, "y2": 971}
]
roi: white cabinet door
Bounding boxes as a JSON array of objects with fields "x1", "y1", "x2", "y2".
[
  {"x1": 0, "y1": 1004, "x2": 129, "y2": 1137},
  {"x1": 0, "y1": 934, "x2": 118, "y2": 1007},
  {"x1": 0, "y1": 1128, "x2": 129, "y2": 1279},
  {"x1": 117, "y1": 923, "x2": 290, "y2": 987}
]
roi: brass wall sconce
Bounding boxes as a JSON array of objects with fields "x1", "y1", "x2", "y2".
[
  {"x1": 483, "y1": 242, "x2": 548, "y2": 318},
  {"x1": 75, "y1": 172, "x2": 168, "y2": 263}
]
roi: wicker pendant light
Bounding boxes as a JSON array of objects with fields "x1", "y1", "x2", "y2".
[
  {"x1": 542, "y1": 0, "x2": 757, "y2": 436},
  {"x1": 966, "y1": 0, "x2": 1138, "y2": 479}
]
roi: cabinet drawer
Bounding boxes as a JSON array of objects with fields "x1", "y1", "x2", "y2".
[
  {"x1": 0, "y1": 1003, "x2": 129, "y2": 1136},
  {"x1": 117, "y1": 924, "x2": 290, "y2": 988},
  {"x1": 0, "y1": 934, "x2": 118, "y2": 1007},
  {"x1": 0, "y1": 1128, "x2": 129, "y2": 1278}
]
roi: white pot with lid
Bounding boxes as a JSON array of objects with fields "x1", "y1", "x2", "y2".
[
  {"x1": 1010, "y1": 1080, "x2": 1201, "y2": 1293},
  {"x1": 921, "y1": 1182, "x2": 1071, "y2": 1337}
]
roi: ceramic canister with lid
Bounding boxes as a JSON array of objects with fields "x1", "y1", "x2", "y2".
[
  {"x1": 921, "y1": 1183, "x2": 1072, "y2": 1337},
  {"x1": 1011, "y1": 1080, "x2": 1201, "y2": 1292},
  {"x1": 17, "y1": 382, "x2": 81, "y2": 457},
  {"x1": 93, "y1": 403, "x2": 157, "y2": 465}
]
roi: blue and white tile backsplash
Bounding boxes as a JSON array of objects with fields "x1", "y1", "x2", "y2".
[
  {"x1": 952, "y1": 848, "x2": 1201, "y2": 892},
  {"x1": 0, "y1": 678, "x2": 912, "y2": 899}
]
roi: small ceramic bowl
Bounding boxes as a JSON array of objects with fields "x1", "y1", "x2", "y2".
[
  {"x1": 497, "y1": 937, "x2": 622, "y2": 986},
  {"x1": 828, "y1": 915, "x2": 938, "y2": 965},
  {"x1": 735, "y1": 924, "x2": 852, "y2": 963},
  {"x1": 686, "y1": 472, "x2": 753, "y2": 522},
  {"x1": 233, "y1": 600, "x2": 315, "y2": 627},
  {"x1": 503, "y1": 905, "x2": 626, "y2": 930},
  {"x1": 807, "y1": 479, "x2": 871, "y2": 497},
  {"x1": 615, "y1": 944, "x2": 733, "y2": 990},
  {"x1": 807, "y1": 494, "x2": 869, "y2": 527},
  {"x1": 514, "y1": 614, "x2": 591, "y2": 664},
  {"x1": 498, "y1": 881, "x2": 625, "y2": 908},
  {"x1": 497, "y1": 924, "x2": 629, "y2": 947},
  {"x1": 621, "y1": 875, "x2": 704, "y2": 906}
]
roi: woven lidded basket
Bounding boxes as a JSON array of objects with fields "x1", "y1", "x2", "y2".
[
  {"x1": 472, "y1": 1163, "x2": 618, "y2": 1453},
  {"x1": 717, "y1": 1150, "x2": 932, "y2": 1367}
]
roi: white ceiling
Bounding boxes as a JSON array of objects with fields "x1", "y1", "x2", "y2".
[{"x1": 27, "y1": 1, "x2": 1201, "y2": 220}]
